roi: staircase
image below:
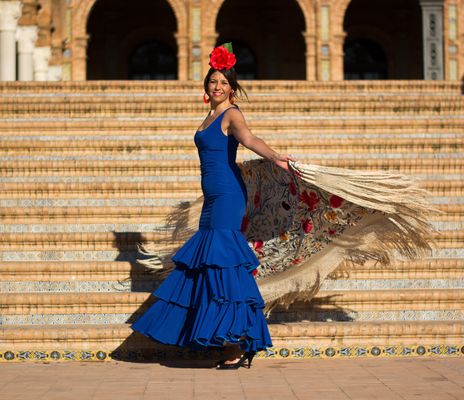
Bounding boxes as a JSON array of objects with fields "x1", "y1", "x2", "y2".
[{"x1": 0, "y1": 81, "x2": 463, "y2": 362}]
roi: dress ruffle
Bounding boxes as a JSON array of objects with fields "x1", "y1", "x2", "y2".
[
  {"x1": 171, "y1": 228, "x2": 260, "y2": 272},
  {"x1": 131, "y1": 228, "x2": 272, "y2": 353}
]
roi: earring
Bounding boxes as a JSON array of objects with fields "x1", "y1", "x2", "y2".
[
  {"x1": 203, "y1": 93, "x2": 210, "y2": 104},
  {"x1": 229, "y1": 92, "x2": 235, "y2": 104}
]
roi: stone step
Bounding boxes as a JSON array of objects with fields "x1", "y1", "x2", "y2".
[
  {"x1": 2, "y1": 91, "x2": 461, "y2": 102},
  {"x1": 0, "y1": 80, "x2": 460, "y2": 94},
  {"x1": 3, "y1": 249, "x2": 460, "y2": 262},
  {"x1": 1, "y1": 137, "x2": 462, "y2": 156},
  {"x1": 0, "y1": 229, "x2": 460, "y2": 250},
  {"x1": 2, "y1": 100, "x2": 463, "y2": 117},
  {"x1": 0, "y1": 259, "x2": 461, "y2": 283},
  {"x1": 0, "y1": 200, "x2": 458, "y2": 225},
  {"x1": 0, "y1": 156, "x2": 462, "y2": 172},
  {"x1": 1, "y1": 116, "x2": 463, "y2": 134},
  {"x1": 0, "y1": 321, "x2": 462, "y2": 361},
  {"x1": 1, "y1": 219, "x2": 460, "y2": 235},
  {"x1": 1, "y1": 290, "x2": 463, "y2": 325},
  {"x1": 3, "y1": 128, "x2": 463, "y2": 138},
  {"x1": 4, "y1": 132, "x2": 464, "y2": 142}
]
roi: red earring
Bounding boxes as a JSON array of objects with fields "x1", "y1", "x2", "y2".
[{"x1": 203, "y1": 93, "x2": 210, "y2": 104}]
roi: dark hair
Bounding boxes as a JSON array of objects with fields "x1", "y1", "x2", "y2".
[{"x1": 203, "y1": 67, "x2": 249, "y2": 102}]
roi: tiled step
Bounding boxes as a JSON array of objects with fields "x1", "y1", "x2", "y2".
[
  {"x1": 0, "y1": 259, "x2": 462, "y2": 293},
  {"x1": 1, "y1": 218, "x2": 459, "y2": 234},
  {"x1": 1, "y1": 321, "x2": 462, "y2": 361},
  {"x1": 0, "y1": 230, "x2": 460, "y2": 249},
  {"x1": 1, "y1": 289, "x2": 463, "y2": 325}
]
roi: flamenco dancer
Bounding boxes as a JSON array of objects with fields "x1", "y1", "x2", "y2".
[
  {"x1": 132, "y1": 43, "x2": 436, "y2": 369},
  {"x1": 131, "y1": 43, "x2": 294, "y2": 369}
]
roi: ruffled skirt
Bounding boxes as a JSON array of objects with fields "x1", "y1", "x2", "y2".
[{"x1": 130, "y1": 228, "x2": 273, "y2": 353}]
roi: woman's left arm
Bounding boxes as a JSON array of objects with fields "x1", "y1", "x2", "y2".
[{"x1": 227, "y1": 108, "x2": 295, "y2": 171}]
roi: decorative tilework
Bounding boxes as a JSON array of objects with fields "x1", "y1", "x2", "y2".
[{"x1": 1, "y1": 345, "x2": 463, "y2": 363}]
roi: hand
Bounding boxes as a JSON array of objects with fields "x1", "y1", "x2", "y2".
[{"x1": 271, "y1": 153, "x2": 297, "y2": 171}]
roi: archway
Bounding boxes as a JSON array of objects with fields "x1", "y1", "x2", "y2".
[
  {"x1": 128, "y1": 41, "x2": 177, "y2": 80},
  {"x1": 85, "y1": 0, "x2": 178, "y2": 80},
  {"x1": 343, "y1": 0, "x2": 423, "y2": 79},
  {"x1": 344, "y1": 39, "x2": 388, "y2": 80},
  {"x1": 215, "y1": 0, "x2": 306, "y2": 80}
]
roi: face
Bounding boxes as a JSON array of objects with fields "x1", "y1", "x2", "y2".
[{"x1": 206, "y1": 71, "x2": 233, "y2": 105}]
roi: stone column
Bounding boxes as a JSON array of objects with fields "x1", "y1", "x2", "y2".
[
  {"x1": 331, "y1": 33, "x2": 346, "y2": 81},
  {"x1": 33, "y1": 46, "x2": 51, "y2": 81},
  {"x1": 16, "y1": 25, "x2": 37, "y2": 81},
  {"x1": 175, "y1": 33, "x2": 188, "y2": 81},
  {"x1": 420, "y1": 0, "x2": 444, "y2": 80},
  {"x1": 303, "y1": 32, "x2": 317, "y2": 81},
  {"x1": 201, "y1": 34, "x2": 217, "y2": 78},
  {"x1": 0, "y1": 1, "x2": 22, "y2": 81},
  {"x1": 48, "y1": 65, "x2": 63, "y2": 81},
  {"x1": 71, "y1": 34, "x2": 89, "y2": 81}
]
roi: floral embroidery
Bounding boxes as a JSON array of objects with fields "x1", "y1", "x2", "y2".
[{"x1": 238, "y1": 159, "x2": 375, "y2": 279}]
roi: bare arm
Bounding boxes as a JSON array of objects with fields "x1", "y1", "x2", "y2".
[{"x1": 226, "y1": 108, "x2": 295, "y2": 171}]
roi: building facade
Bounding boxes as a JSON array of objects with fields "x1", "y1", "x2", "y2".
[{"x1": 0, "y1": 0, "x2": 462, "y2": 81}]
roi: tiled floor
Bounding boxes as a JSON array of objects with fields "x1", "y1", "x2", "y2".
[{"x1": 0, "y1": 358, "x2": 463, "y2": 400}]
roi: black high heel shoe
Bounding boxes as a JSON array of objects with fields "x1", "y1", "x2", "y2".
[{"x1": 216, "y1": 351, "x2": 256, "y2": 370}]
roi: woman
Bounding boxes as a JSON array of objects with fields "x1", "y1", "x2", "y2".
[{"x1": 131, "y1": 43, "x2": 294, "y2": 369}]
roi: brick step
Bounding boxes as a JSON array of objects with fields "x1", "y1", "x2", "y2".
[
  {"x1": 0, "y1": 259, "x2": 461, "y2": 282},
  {"x1": 0, "y1": 178, "x2": 460, "y2": 195},
  {"x1": 1, "y1": 290, "x2": 462, "y2": 325},
  {"x1": 0, "y1": 80, "x2": 460, "y2": 94},
  {"x1": 1, "y1": 116, "x2": 463, "y2": 133},
  {"x1": 2, "y1": 100, "x2": 463, "y2": 117},
  {"x1": 4, "y1": 128, "x2": 463, "y2": 137},
  {"x1": 0, "y1": 321, "x2": 462, "y2": 361},
  {"x1": 4, "y1": 133, "x2": 464, "y2": 143},
  {"x1": 2, "y1": 92, "x2": 461, "y2": 103},
  {"x1": 1, "y1": 137, "x2": 462, "y2": 155},
  {"x1": 0, "y1": 157, "x2": 462, "y2": 176}
]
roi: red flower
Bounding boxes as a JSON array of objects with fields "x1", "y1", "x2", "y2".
[
  {"x1": 252, "y1": 269, "x2": 258, "y2": 276},
  {"x1": 253, "y1": 240, "x2": 264, "y2": 255},
  {"x1": 299, "y1": 190, "x2": 320, "y2": 211},
  {"x1": 290, "y1": 257, "x2": 302, "y2": 265},
  {"x1": 328, "y1": 228, "x2": 337, "y2": 235},
  {"x1": 253, "y1": 191, "x2": 261, "y2": 208},
  {"x1": 288, "y1": 181, "x2": 297, "y2": 196},
  {"x1": 329, "y1": 195, "x2": 344, "y2": 208},
  {"x1": 240, "y1": 216, "x2": 249, "y2": 233},
  {"x1": 209, "y1": 46, "x2": 236, "y2": 70},
  {"x1": 301, "y1": 219, "x2": 313, "y2": 234}
]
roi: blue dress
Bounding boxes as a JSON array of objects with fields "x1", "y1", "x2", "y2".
[{"x1": 131, "y1": 105, "x2": 273, "y2": 353}]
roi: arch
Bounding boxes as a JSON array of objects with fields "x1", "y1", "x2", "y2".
[
  {"x1": 211, "y1": 0, "x2": 308, "y2": 80},
  {"x1": 203, "y1": 0, "x2": 312, "y2": 37},
  {"x1": 71, "y1": 0, "x2": 187, "y2": 80},
  {"x1": 342, "y1": 0, "x2": 423, "y2": 79},
  {"x1": 203, "y1": 0, "x2": 315, "y2": 79},
  {"x1": 343, "y1": 24, "x2": 396, "y2": 78}
]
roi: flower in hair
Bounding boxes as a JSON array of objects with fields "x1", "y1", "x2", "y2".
[{"x1": 209, "y1": 42, "x2": 236, "y2": 70}]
